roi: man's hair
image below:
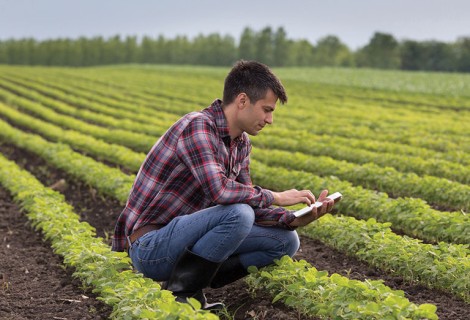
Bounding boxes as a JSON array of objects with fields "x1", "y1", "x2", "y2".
[{"x1": 222, "y1": 60, "x2": 288, "y2": 106}]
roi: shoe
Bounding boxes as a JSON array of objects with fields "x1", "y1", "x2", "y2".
[
  {"x1": 164, "y1": 247, "x2": 224, "y2": 310},
  {"x1": 210, "y1": 255, "x2": 248, "y2": 289}
]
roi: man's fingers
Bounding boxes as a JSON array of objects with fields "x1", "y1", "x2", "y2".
[
  {"x1": 310, "y1": 206, "x2": 319, "y2": 219},
  {"x1": 317, "y1": 189, "x2": 329, "y2": 202},
  {"x1": 305, "y1": 190, "x2": 316, "y2": 203},
  {"x1": 302, "y1": 197, "x2": 312, "y2": 206},
  {"x1": 324, "y1": 198, "x2": 335, "y2": 213},
  {"x1": 299, "y1": 190, "x2": 315, "y2": 205}
]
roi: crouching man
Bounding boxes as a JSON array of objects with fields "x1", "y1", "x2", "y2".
[{"x1": 111, "y1": 60, "x2": 336, "y2": 310}]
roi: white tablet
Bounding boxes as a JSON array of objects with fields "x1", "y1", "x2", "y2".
[{"x1": 293, "y1": 192, "x2": 342, "y2": 218}]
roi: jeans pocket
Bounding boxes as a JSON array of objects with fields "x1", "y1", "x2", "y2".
[
  {"x1": 131, "y1": 233, "x2": 173, "y2": 281},
  {"x1": 138, "y1": 255, "x2": 173, "y2": 281}
]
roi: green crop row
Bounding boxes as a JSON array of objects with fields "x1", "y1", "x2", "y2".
[
  {"x1": 1, "y1": 99, "x2": 467, "y2": 245},
  {"x1": 250, "y1": 160, "x2": 470, "y2": 245},
  {"x1": 253, "y1": 129, "x2": 470, "y2": 185},
  {"x1": 20, "y1": 68, "x2": 470, "y2": 165},
  {"x1": 4, "y1": 78, "x2": 467, "y2": 202},
  {"x1": 5, "y1": 66, "x2": 469, "y2": 155},
  {"x1": 282, "y1": 96, "x2": 470, "y2": 151},
  {"x1": 2, "y1": 95, "x2": 468, "y2": 218},
  {"x1": 276, "y1": 67, "x2": 470, "y2": 105},
  {"x1": 0, "y1": 102, "x2": 145, "y2": 171},
  {"x1": 0, "y1": 76, "x2": 176, "y2": 137},
  {"x1": 15, "y1": 67, "x2": 470, "y2": 166},
  {"x1": 2, "y1": 74, "x2": 468, "y2": 192},
  {"x1": 5, "y1": 69, "x2": 470, "y2": 180},
  {"x1": 246, "y1": 255, "x2": 438, "y2": 319},
  {"x1": 1, "y1": 118, "x2": 468, "y2": 303},
  {"x1": 3, "y1": 70, "x2": 470, "y2": 174},
  {"x1": 2, "y1": 73, "x2": 185, "y2": 121},
  {"x1": 0, "y1": 154, "x2": 438, "y2": 320},
  {"x1": 0, "y1": 118, "x2": 133, "y2": 203},
  {"x1": 3, "y1": 69, "x2": 192, "y2": 114},
  {"x1": 73, "y1": 66, "x2": 470, "y2": 152},
  {"x1": 0, "y1": 86, "x2": 155, "y2": 153},
  {"x1": 0, "y1": 153, "x2": 216, "y2": 320},
  {"x1": 0, "y1": 71, "x2": 184, "y2": 122},
  {"x1": 299, "y1": 215, "x2": 470, "y2": 303},
  {"x1": 252, "y1": 148, "x2": 470, "y2": 211}
]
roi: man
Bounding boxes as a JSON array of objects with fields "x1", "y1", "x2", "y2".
[{"x1": 112, "y1": 60, "x2": 336, "y2": 310}]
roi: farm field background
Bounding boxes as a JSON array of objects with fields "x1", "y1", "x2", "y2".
[{"x1": 0, "y1": 64, "x2": 469, "y2": 319}]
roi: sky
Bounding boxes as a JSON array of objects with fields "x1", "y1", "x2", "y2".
[{"x1": 1, "y1": 0, "x2": 469, "y2": 50}]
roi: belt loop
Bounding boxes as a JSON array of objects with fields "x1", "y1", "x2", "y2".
[{"x1": 126, "y1": 235, "x2": 132, "y2": 249}]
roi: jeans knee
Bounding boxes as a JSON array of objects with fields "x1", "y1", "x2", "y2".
[
  {"x1": 228, "y1": 203, "x2": 255, "y2": 227},
  {"x1": 285, "y1": 231, "x2": 300, "y2": 257}
]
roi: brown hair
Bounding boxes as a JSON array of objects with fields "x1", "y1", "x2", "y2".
[{"x1": 223, "y1": 60, "x2": 287, "y2": 105}]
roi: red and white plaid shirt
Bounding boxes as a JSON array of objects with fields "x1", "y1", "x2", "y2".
[{"x1": 112, "y1": 99, "x2": 295, "y2": 252}]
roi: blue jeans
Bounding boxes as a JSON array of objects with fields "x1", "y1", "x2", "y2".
[{"x1": 129, "y1": 204, "x2": 300, "y2": 281}]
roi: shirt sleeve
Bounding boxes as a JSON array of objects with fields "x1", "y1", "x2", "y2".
[
  {"x1": 254, "y1": 207, "x2": 297, "y2": 230},
  {"x1": 177, "y1": 117, "x2": 273, "y2": 208}
]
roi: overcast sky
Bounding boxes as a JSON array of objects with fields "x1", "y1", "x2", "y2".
[{"x1": 1, "y1": 0, "x2": 469, "y2": 50}]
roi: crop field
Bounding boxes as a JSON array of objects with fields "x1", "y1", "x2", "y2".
[{"x1": 0, "y1": 64, "x2": 469, "y2": 319}]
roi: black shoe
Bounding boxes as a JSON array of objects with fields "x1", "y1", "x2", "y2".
[
  {"x1": 210, "y1": 255, "x2": 248, "y2": 289},
  {"x1": 164, "y1": 248, "x2": 224, "y2": 310}
]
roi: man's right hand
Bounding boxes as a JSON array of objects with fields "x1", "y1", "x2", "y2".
[
  {"x1": 289, "y1": 190, "x2": 335, "y2": 227},
  {"x1": 272, "y1": 189, "x2": 316, "y2": 207}
]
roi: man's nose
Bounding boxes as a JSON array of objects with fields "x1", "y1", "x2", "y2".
[{"x1": 265, "y1": 113, "x2": 273, "y2": 125}]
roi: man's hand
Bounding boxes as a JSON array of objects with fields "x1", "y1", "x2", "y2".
[
  {"x1": 289, "y1": 190, "x2": 335, "y2": 227},
  {"x1": 272, "y1": 189, "x2": 316, "y2": 207}
]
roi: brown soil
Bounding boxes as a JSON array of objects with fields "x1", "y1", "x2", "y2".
[{"x1": 0, "y1": 143, "x2": 469, "y2": 320}]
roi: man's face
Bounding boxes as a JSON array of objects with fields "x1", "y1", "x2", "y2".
[{"x1": 239, "y1": 89, "x2": 277, "y2": 136}]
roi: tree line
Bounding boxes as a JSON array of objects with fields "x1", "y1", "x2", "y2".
[{"x1": 1, "y1": 26, "x2": 469, "y2": 72}]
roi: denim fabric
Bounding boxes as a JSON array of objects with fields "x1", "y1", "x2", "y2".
[{"x1": 129, "y1": 204, "x2": 299, "y2": 281}]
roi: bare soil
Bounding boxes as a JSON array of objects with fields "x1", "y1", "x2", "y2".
[{"x1": 0, "y1": 143, "x2": 468, "y2": 320}]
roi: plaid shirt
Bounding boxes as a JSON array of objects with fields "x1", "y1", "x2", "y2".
[{"x1": 112, "y1": 99, "x2": 295, "y2": 252}]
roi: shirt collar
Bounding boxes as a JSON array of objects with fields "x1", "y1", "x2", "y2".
[{"x1": 207, "y1": 99, "x2": 246, "y2": 144}]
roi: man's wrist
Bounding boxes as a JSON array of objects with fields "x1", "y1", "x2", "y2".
[
  {"x1": 262, "y1": 189, "x2": 275, "y2": 207},
  {"x1": 279, "y1": 212, "x2": 298, "y2": 230},
  {"x1": 270, "y1": 191, "x2": 279, "y2": 205}
]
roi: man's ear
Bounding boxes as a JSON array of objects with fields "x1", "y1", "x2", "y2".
[{"x1": 236, "y1": 93, "x2": 249, "y2": 109}]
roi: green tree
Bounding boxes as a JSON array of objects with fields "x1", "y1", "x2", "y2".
[
  {"x1": 47, "y1": 39, "x2": 68, "y2": 65},
  {"x1": 140, "y1": 35, "x2": 158, "y2": 63},
  {"x1": 4, "y1": 39, "x2": 35, "y2": 64},
  {"x1": 313, "y1": 35, "x2": 353, "y2": 67},
  {"x1": 124, "y1": 36, "x2": 139, "y2": 63},
  {"x1": 255, "y1": 26, "x2": 274, "y2": 65},
  {"x1": 356, "y1": 32, "x2": 400, "y2": 69},
  {"x1": 210, "y1": 34, "x2": 237, "y2": 65},
  {"x1": 0, "y1": 41, "x2": 8, "y2": 63},
  {"x1": 65, "y1": 39, "x2": 84, "y2": 66},
  {"x1": 400, "y1": 40, "x2": 422, "y2": 70},
  {"x1": 79, "y1": 36, "x2": 102, "y2": 66},
  {"x1": 273, "y1": 27, "x2": 289, "y2": 66},
  {"x1": 104, "y1": 35, "x2": 126, "y2": 64},
  {"x1": 167, "y1": 35, "x2": 190, "y2": 64},
  {"x1": 419, "y1": 41, "x2": 456, "y2": 71},
  {"x1": 191, "y1": 33, "x2": 236, "y2": 65},
  {"x1": 238, "y1": 27, "x2": 256, "y2": 60},
  {"x1": 287, "y1": 39, "x2": 314, "y2": 66},
  {"x1": 455, "y1": 37, "x2": 470, "y2": 72}
]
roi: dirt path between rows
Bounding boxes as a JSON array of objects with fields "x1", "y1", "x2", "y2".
[
  {"x1": 0, "y1": 143, "x2": 468, "y2": 319},
  {"x1": 0, "y1": 186, "x2": 112, "y2": 320}
]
